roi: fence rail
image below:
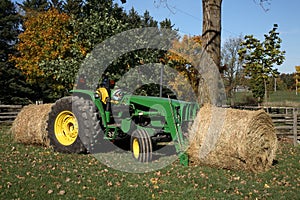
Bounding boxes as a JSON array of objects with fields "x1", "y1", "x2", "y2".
[
  {"x1": 235, "y1": 106, "x2": 299, "y2": 146},
  {"x1": 0, "y1": 105, "x2": 23, "y2": 124}
]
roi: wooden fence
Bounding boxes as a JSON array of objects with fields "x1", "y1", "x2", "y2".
[
  {"x1": 0, "y1": 105, "x2": 23, "y2": 124},
  {"x1": 235, "y1": 106, "x2": 299, "y2": 146},
  {"x1": 0, "y1": 104, "x2": 299, "y2": 145}
]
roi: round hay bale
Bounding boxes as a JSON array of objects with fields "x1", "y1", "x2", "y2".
[
  {"x1": 11, "y1": 104, "x2": 53, "y2": 147},
  {"x1": 188, "y1": 104, "x2": 278, "y2": 173}
]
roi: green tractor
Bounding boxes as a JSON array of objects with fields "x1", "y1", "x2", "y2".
[{"x1": 47, "y1": 79, "x2": 199, "y2": 165}]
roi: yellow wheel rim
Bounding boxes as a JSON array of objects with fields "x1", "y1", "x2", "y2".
[
  {"x1": 54, "y1": 111, "x2": 79, "y2": 146},
  {"x1": 132, "y1": 138, "x2": 140, "y2": 159}
]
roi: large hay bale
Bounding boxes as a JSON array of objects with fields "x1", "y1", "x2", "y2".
[
  {"x1": 11, "y1": 104, "x2": 53, "y2": 147},
  {"x1": 188, "y1": 104, "x2": 278, "y2": 173}
]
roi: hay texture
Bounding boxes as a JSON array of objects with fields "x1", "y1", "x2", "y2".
[
  {"x1": 11, "y1": 104, "x2": 53, "y2": 147},
  {"x1": 188, "y1": 104, "x2": 278, "y2": 173}
]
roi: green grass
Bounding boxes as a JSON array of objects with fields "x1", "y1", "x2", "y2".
[
  {"x1": 231, "y1": 90, "x2": 300, "y2": 107},
  {"x1": 1, "y1": 125, "x2": 299, "y2": 199},
  {"x1": 266, "y1": 90, "x2": 300, "y2": 106},
  {"x1": 268, "y1": 90, "x2": 299, "y2": 102}
]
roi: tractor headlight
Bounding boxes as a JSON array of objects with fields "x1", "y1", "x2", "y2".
[{"x1": 94, "y1": 93, "x2": 100, "y2": 99}]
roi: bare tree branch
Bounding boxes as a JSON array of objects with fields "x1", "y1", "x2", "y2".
[
  {"x1": 154, "y1": 0, "x2": 176, "y2": 14},
  {"x1": 253, "y1": 0, "x2": 272, "y2": 12}
]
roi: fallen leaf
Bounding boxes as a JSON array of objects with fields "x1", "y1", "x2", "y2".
[
  {"x1": 153, "y1": 185, "x2": 159, "y2": 189},
  {"x1": 58, "y1": 190, "x2": 66, "y2": 195},
  {"x1": 150, "y1": 178, "x2": 158, "y2": 185},
  {"x1": 16, "y1": 175, "x2": 25, "y2": 180},
  {"x1": 107, "y1": 181, "x2": 113, "y2": 187},
  {"x1": 56, "y1": 183, "x2": 62, "y2": 189},
  {"x1": 7, "y1": 182, "x2": 12, "y2": 188}
]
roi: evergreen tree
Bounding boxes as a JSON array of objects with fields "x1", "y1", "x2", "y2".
[
  {"x1": 126, "y1": 7, "x2": 141, "y2": 29},
  {"x1": 49, "y1": 0, "x2": 63, "y2": 11},
  {"x1": 20, "y1": 0, "x2": 49, "y2": 12},
  {"x1": 160, "y1": 18, "x2": 174, "y2": 29},
  {"x1": 75, "y1": 0, "x2": 129, "y2": 50},
  {"x1": 0, "y1": 0, "x2": 34, "y2": 104},
  {"x1": 63, "y1": 0, "x2": 83, "y2": 17},
  {"x1": 238, "y1": 24, "x2": 285, "y2": 103},
  {"x1": 141, "y1": 10, "x2": 157, "y2": 27}
]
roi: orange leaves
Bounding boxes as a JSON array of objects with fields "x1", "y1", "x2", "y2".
[
  {"x1": 166, "y1": 35, "x2": 202, "y2": 99},
  {"x1": 11, "y1": 8, "x2": 83, "y2": 82},
  {"x1": 295, "y1": 66, "x2": 300, "y2": 92},
  {"x1": 168, "y1": 35, "x2": 202, "y2": 64}
]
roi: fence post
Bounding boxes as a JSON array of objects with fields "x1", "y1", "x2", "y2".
[{"x1": 293, "y1": 108, "x2": 298, "y2": 146}]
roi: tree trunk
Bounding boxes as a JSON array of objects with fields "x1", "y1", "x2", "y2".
[
  {"x1": 264, "y1": 78, "x2": 268, "y2": 103},
  {"x1": 202, "y1": 0, "x2": 222, "y2": 69}
]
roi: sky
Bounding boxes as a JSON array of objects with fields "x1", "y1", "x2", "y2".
[{"x1": 116, "y1": 0, "x2": 300, "y2": 74}]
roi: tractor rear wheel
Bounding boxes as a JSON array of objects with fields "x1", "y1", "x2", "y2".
[
  {"x1": 130, "y1": 129, "x2": 153, "y2": 162},
  {"x1": 47, "y1": 96, "x2": 102, "y2": 153}
]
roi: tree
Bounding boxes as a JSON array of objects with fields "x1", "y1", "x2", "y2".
[
  {"x1": 221, "y1": 36, "x2": 244, "y2": 106},
  {"x1": 295, "y1": 66, "x2": 300, "y2": 94},
  {"x1": 11, "y1": 8, "x2": 85, "y2": 100},
  {"x1": 126, "y1": 7, "x2": 142, "y2": 29},
  {"x1": 202, "y1": 0, "x2": 222, "y2": 70},
  {"x1": 74, "y1": 0, "x2": 175, "y2": 85},
  {"x1": 12, "y1": 8, "x2": 74, "y2": 79},
  {"x1": 238, "y1": 24, "x2": 285, "y2": 103},
  {"x1": 0, "y1": 0, "x2": 35, "y2": 104},
  {"x1": 141, "y1": 10, "x2": 158, "y2": 27},
  {"x1": 279, "y1": 73, "x2": 296, "y2": 91},
  {"x1": 13, "y1": 0, "x2": 172, "y2": 101},
  {"x1": 166, "y1": 35, "x2": 202, "y2": 100},
  {"x1": 62, "y1": 0, "x2": 83, "y2": 16},
  {"x1": 49, "y1": 0, "x2": 64, "y2": 11},
  {"x1": 74, "y1": 0, "x2": 129, "y2": 51},
  {"x1": 19, "y1": 0, "x2": 49, "y2": 12},
  {"x1": 0, "y1": 0, "x2": 19, "y2": 53}
]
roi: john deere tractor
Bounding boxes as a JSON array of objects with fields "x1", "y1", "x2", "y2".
[{"x1": 47, "y1": 79, "x2": 199, "y2": 165}]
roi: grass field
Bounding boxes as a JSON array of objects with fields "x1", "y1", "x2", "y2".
[
  {"x1": 266, "y1": 90, "x2": 300, "y2": 106},
  {"x1": 0, "y1": 125, "x2": 299, "y2": 199},
  {"x1": 232, "y1": 90, "x2": 300, "y2": 107}
]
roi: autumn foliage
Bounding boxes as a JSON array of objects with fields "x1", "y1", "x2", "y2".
[
  {"x1": 295, "y1": 66, "x2": 300, "y2": 92},
  {"x1": 167, "y1": 35, "x2": 202, "y2": 100},
  {"x1": 11, "y1": 8, "x2": 83, "y2": 82}
]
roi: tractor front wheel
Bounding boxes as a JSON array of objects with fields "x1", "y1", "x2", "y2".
[{"x1": 130, "y1": 129, "x2": 152, "y2": 162}]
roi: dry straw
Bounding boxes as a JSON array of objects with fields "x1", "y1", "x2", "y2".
[
  {"x1": 188, "y1": 104, "x2": 278, "y2": 173},
  {"x1": 11, "y1": 104, "x2": 53, "y2": 147}
]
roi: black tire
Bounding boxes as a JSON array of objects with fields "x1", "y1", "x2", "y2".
[
  {"x1": 82, "y1": 99, "x2": 113, "y2": 153},
  {"x1": 47, "y1": 96, "x2": 102, "y2": 153},
  {"x1": 130, "y1": 129, "x2": 153, "y2": 162}
]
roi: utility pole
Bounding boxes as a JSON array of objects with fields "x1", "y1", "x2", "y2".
[{"x1": 274, "y1": 77, "x2": 277, "y2": 92}]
